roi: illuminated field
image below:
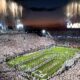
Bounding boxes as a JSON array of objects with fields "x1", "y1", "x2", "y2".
[{"x1": 7, "y1": 46, "x2": 80, "y2": 79}]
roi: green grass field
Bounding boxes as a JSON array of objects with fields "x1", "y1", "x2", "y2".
[{"x1": 7, "y1": 46, "x2": 80, "y2": 79}]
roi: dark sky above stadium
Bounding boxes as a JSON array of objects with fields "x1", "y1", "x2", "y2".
[
  {"x1": 15, "y1": 0, "x2": 70, "y2": 9},
  {"x1": 14, "y1": 0, "x2": 71, "y2": 27}
]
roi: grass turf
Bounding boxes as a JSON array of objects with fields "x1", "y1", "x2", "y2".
[{"x1": 7, "y1": 46, "x2": 80, "y2": 79}]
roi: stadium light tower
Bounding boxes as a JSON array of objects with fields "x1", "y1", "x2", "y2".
[
  {"x1": 0, "y1": 0, "x2": 8, "y2": 32},
  {"x1": 65, "y1": 0, "x2": 79, "y2": 28},
  {"x1": 65, "y1": 0, "x2": 80, "y2": 28},
  {"x1": 7, "y1": 0, "x2": 24, "y2": 31}
]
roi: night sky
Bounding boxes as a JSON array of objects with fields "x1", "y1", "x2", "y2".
[
  {"x1": 15, "y1": 0, "x2": 70, "y2": 9},
  {"x1": 15, "y1": 0, "x2": 71, "y2": 28}
]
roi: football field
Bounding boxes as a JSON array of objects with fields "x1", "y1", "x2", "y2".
[{"x1": 7, "y1": 46, "x2": 80, "y2": 79}]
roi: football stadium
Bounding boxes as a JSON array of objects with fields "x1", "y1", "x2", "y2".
[{"x1": 0, "y1": 0, "x2": 80, "y2": 80}]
